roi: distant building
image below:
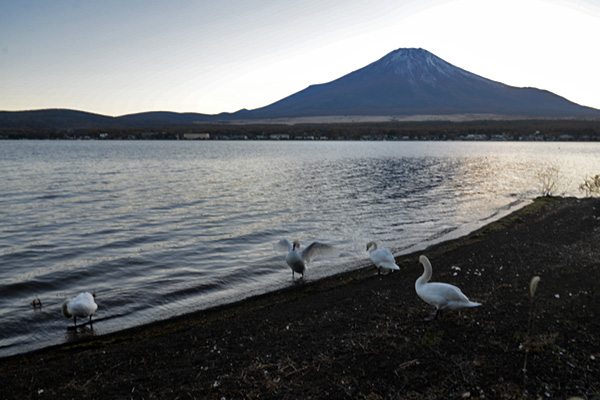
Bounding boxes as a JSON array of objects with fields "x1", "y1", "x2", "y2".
[
  {"x1": 141, "y1": 131, "x2": 160, "y2": 139},
  {"x1": 463, "y1": 134, "x2": 488, "y2": 141},
  {"x1": 558, "y1": 134, "x2": 575, "y2": 141},
  {"x1": 270, "y1": 133, "x2": 289, "y2": 140},
  {"x1": 183, "y1": 133, "x2": 210, "y2": 140}
]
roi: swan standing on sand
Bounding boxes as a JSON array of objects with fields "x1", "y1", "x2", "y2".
[
  {"x1": 366, "y1": 241, "x2": 400, "y2": 275},
  {"x1": 275, "y1": 239, "x2": 335, "y2": 280},
  {"x1": 61, "y1": 292, "x2": 98, "y2": 327},
  {"x1": 416, "y1": 255, "x2": 481, "y2": 320}
]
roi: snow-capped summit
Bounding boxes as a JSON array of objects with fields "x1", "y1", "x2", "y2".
[{"x1": 372, "y1": 48, "x2": 487, "y2": 86}]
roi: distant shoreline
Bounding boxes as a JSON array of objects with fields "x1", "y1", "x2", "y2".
[
  {"x1": 0, "y1": 116, "x2": 600, "y2": 142},
  {"x1": 220, "y1": 113, "x2": 588, "y2": 125},
  {"x1": 2, "y1": 109, "x2": 600, "y2": 141}
]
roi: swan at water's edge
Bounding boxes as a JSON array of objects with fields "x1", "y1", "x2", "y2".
[
  {"x1": 416, "y1": 255, "x2": 481, "y2": 320},
  {"x1": 275, "y1": 239, "x2": 335, "y2": 280},
  {"x1": 366, "y1": 241, "x2": 400, "y2": 275},
  {"x1": 61, "y1": 292, "x2": 98, "y2": 327}
]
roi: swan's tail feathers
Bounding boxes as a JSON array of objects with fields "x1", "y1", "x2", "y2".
[
  {"x1": 380, "y1": 262, "x2": 400, "y2": 271},
  {"x1": 466, "y1": 301, "x2": 482, "y2": 308}
]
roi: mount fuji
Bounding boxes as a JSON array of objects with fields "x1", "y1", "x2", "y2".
[
  {"x1": 2, "y1": 48, "x2": 599, "y2": 131},
  {"x1": 234, "y1": 47, "x2": 599, "y2": 120}
]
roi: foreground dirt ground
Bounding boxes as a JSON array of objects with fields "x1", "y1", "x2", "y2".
[{"x1": 1, "y1": 196, "x2": 599, "y2": 399}]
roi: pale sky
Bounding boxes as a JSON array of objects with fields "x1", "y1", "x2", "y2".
[{"x1": 1, "y1": 0, "x2": 599, "y2": 117}]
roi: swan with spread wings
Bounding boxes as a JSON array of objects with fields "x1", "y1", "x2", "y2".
[{"x1": 275, "y1": 239, "x2": 337, "y2": 280}]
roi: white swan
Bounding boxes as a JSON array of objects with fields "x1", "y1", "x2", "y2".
[
  {"x1": 366, "y1": 241, "x2": 400, "y2": 275},
  {"x1": 416, "y1": 255, "x2": 481, "y2": 320},
  {"x1": 275, "y1": 239, "x2": 335, "y2": 280},
  {"x1": 61, "y1": 292, "x2": 98, "y2": 327}
]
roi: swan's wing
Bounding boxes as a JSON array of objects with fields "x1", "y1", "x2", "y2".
[
  {"x1": 274, "y1": 239, "x2": 293, "y2": 253},
  {"x1": 70, "y1": 292, "x2": 98, "y2": 316},
  {"x1": 300, "y1": 242, "x2": 337, "y2": 263},
  {"x1": 426, "y1": 283, "x2": 471, "y2": 303}
]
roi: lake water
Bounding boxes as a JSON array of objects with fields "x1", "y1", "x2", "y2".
[{"x1": 0, "y1": 140, "x2": 598, "y2": 357}]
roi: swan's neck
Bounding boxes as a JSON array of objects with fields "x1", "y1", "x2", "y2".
[
  {"x1": 368, "y1": 243, "x2": 377, "y2": 253},
  {"x1": 61, "y1": 301, "x2": 71, "y2": 318},
  {"x1": 416, "y1": 260, "x2": 432, "y2": 287}
]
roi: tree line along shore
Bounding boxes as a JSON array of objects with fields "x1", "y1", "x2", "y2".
[{"x1": 2, "y1": 119, "x2": 600, "y2": 141}]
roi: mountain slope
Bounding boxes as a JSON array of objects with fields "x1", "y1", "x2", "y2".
[
  {"x1": 0, "y1": 109, "x2": 217, "y2": 132},
  {"x1": 0, "y1": 109, "x2": 123, "y2": 131},
  {"x1": 243, "y1": 48, "x2": 599, "y2": 119},
  {"x1": 116, "y1": 111, "x2": 216, "y2": 126}
]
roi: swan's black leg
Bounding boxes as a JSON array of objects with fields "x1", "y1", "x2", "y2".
[{"x1": 425, "y1": 309, "x2": 439, "y2": 321}]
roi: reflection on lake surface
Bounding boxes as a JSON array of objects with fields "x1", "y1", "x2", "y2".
[{"x1": 0, "y1": 140, "x2": 598, "y2": 356}]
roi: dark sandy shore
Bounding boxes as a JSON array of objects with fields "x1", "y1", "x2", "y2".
[{"x1": 1, "y1": 196, "x2": 599, "y2": 399}]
